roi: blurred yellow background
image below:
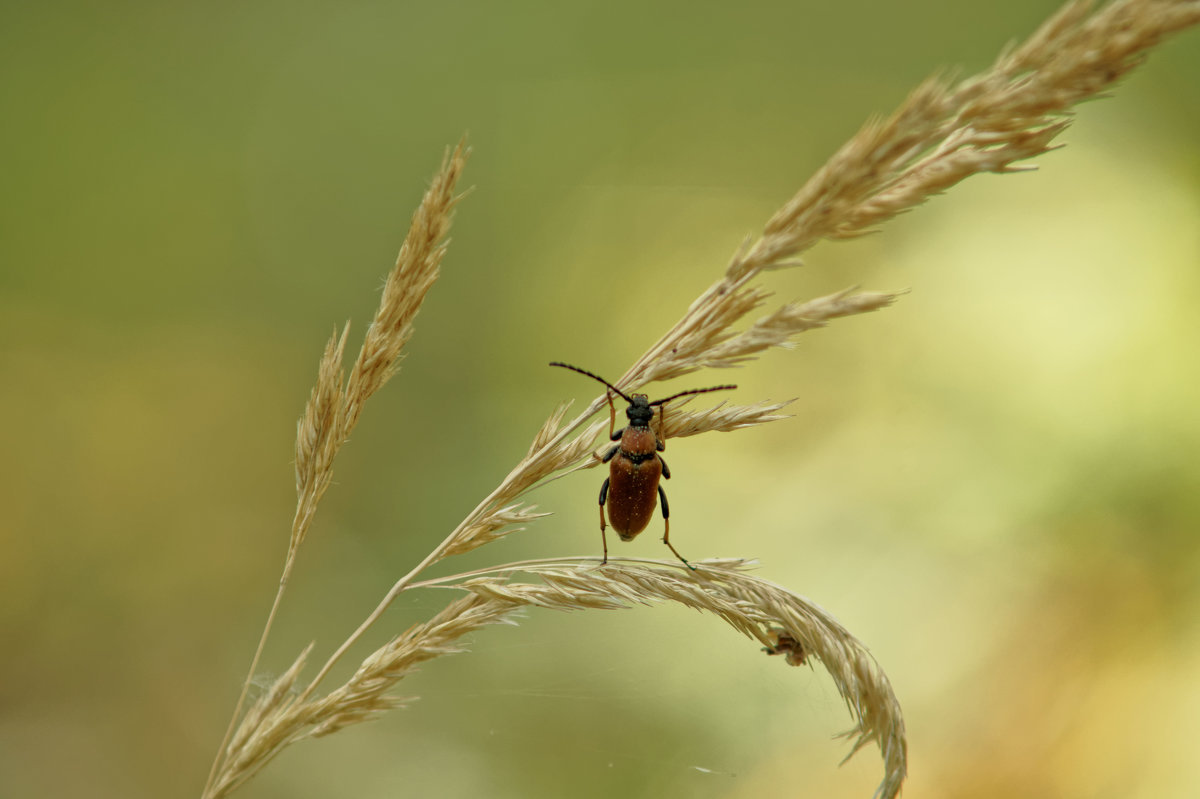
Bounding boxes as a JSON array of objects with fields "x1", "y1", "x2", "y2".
[{"x1": 1, "y1": 1, "x2": 1197, "y2": 797}]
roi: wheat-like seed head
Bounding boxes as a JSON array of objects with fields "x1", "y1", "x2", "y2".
[
  {"x1": 343, "y1": 141, "x2": 470, "y2": 431},
  {"x1": 288, "y1": 139, "x2": 470, "y2": 560},
  {"x1": 733, "y1": 0, "x2": 1200, "y2": 273},
  {"x1": 292, "y1": 325, "x2": 349, "y2": 554}
]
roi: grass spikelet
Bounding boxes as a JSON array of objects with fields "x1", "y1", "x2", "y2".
[
  {"x1": 343, "y1": 138, "x2": 470, "y2": 429},
  {"x1": 703, "y1": 288, "x2": 904, "y2": 367},
  {"x1": 444, "y1": 503, "x2": 552, "y2": 557},
  {"x1": 209, "y1": 644, "x2": 313, "y2": 799},
  {"x1": 302, "y1": 594, "x2": 516, "y2": 736},
  {"x1": 526, "y1": 400, "x2": 573, "y2": 458},
  {"x1": 292, "y1": 324, "x2": 349, "y2": 553},
  {"x1": 657, "y1": 399, "x2": 794, "y2": 440}
]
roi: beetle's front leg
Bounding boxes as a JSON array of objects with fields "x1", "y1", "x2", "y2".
[
  {"x1": 593, "y1": 443, "x2": 620, "y2": 465},
  {"x1": 606, "y1": 390, "x2": 618, "y2": 440}
]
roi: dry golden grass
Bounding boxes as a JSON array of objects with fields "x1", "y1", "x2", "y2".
[
  {"x1": 204, "y1": 142, "x2": 470, "y2": 796},
  {"x1": 202, "y1": 2, "x2": 1200, "y2": 797}
]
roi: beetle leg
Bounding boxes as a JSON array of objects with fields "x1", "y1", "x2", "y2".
[
  {"x1": 608, "y1": 392, "x2": 622, "y2": 442},
  {"x1": 601, "y1": 444, "x2": 620, "y2": 463},
  {"x1": 658, "y1": 485, "x2": 695, "y2": 570},
  {"x1": 657, "y1": 403, "x2": 668, "y2": 451},
  {"x1": 598, "y1": 477, "x2": 611, "y2": 565},
  {"x1": 606, "y1": 390, "x2": 618, "y2": 440},
  {"x1": 658, "y1": 455, "x2": 670, "y2": 479}
]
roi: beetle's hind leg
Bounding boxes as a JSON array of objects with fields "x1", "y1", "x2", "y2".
[
  {"x1": 658, "y1": 485, "x2": 695, "y2": 571},
  {"x1": 598, "y1": 477, "x2": 611, "y2": 566}
]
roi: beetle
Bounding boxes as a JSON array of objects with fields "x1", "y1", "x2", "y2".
[{"x1": 550, "y1": 362, "x2": 735, "y2": 569}]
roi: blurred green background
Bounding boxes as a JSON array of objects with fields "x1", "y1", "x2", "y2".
[{"x1": 2, "y1": 1, "x2": 1198, "y2": 797}]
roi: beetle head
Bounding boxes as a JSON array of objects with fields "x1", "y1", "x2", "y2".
[{"x1": 625, "y1": 394, "x2": 654, "y2": 427}]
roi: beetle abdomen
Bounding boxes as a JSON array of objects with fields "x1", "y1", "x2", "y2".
[{"x1": 606, "y1": 453, "x2": 662, "y2": 540}]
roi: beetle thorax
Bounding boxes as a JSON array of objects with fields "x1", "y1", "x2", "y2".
[{"x1": 625, "y1": 395, "x2": 654, "y2": 427}]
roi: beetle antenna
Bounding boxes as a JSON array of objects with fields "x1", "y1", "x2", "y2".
[
  {"x1": 549, "y1": 362, "x2": 635, "y2": 404},
  {"x1": 649, "y1": 384, "x2": 737, "y2": 406}
]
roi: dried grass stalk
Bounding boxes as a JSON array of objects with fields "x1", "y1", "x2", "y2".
[
  {"x1": 451, "y1": 558, "x2": 906, "y2": 799},
  {"x1": 204, "y1": 141, "x2": 469, "y2": 798},
  {"x1": 205, "y1": 3, "x2": 1200, "y2": 798}
]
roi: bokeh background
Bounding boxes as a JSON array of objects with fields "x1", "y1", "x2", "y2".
[{"x1": 2, "y1": 1, "x2": 1198, "y2": 797}]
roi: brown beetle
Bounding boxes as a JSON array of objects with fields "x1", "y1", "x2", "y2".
[{"x1": 550, "y1": 362, "x2": 735, "y2": 569}]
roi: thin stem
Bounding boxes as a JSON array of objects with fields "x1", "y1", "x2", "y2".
[{"x1": 202, "y1": 556, "x2": 297, "y2": 797}]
